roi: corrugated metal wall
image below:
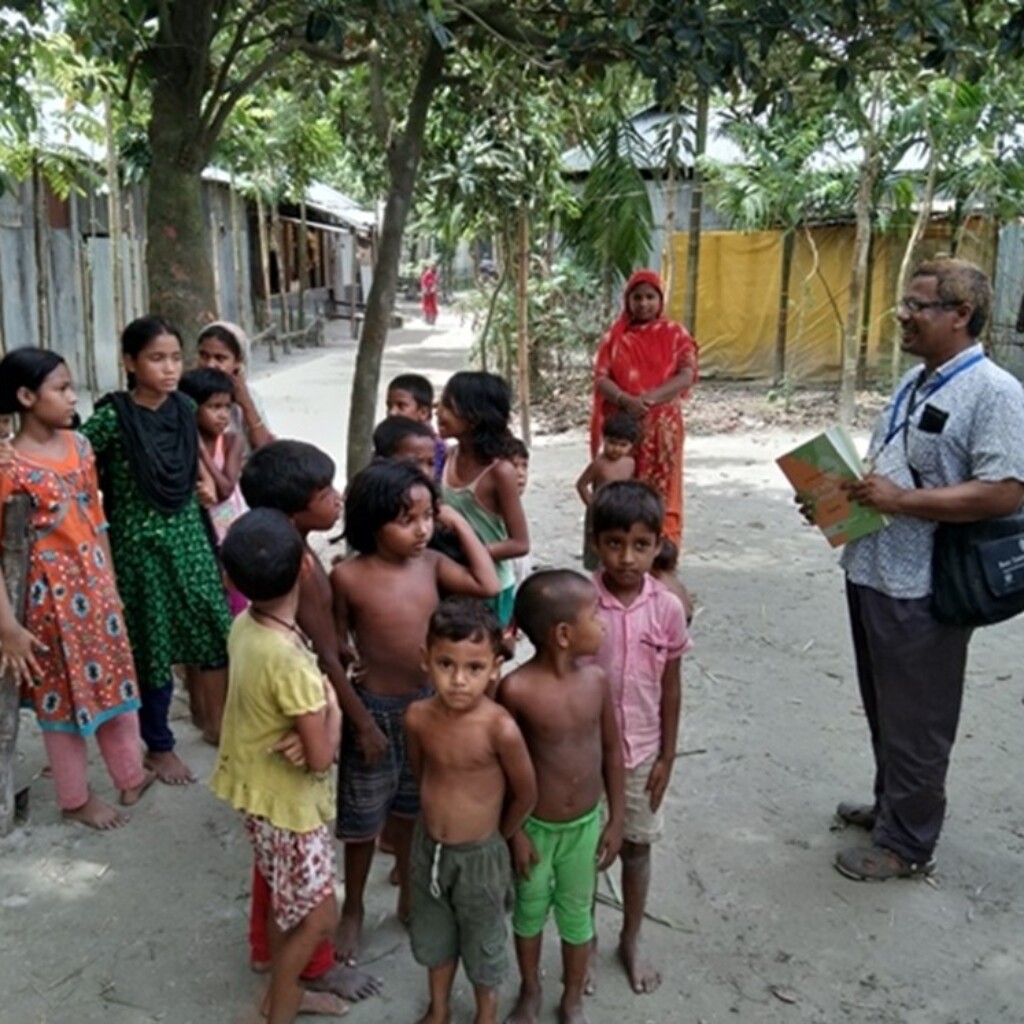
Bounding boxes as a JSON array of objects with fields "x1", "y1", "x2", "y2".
[
  {"x1": 0, "y1": 177, "x2": 257, "y2": 398},
  {"x1": 992, "y1": 221, "x2": 1024, "y2": 383}
]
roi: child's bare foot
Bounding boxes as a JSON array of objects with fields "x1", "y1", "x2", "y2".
[
  {"x1": 306, "y1": 962, "x2": 382, "y2": 1002},
  {"x1": 333, "y1": 908, "x2": 363, "y2": 967},
  {"x1": 505, "y1": 986, "x2": 541, "y2": 1024},
  {"x1": 297, "y1": 990, "x2": 348, "y2": 1016},
  {"x1": 387, "y1": 862, "x2": 399, "y2": 886},
  {"x1": 558, "y1": 999, "x2": 589, "y2": 1024},
  {"x1": 397, "y1": 888, "x2": 411, "y2": 926},
  {"x1": 145, "y1": 750, "x2": 195, "y2": 785},
  {"x1": 62, "y1": 794, "x2": 129, "y2": 830},
  {"x1": 414, "y1": 1004, "x2": 450, "y2": 1024},
  {"x1": 250, "y1": 960, "x2": 270, "y2": 975},
  {"x1": 583, "y1": 944, "x2": 597, "y2": 996},
  {"x1": 617, "y1": 935, "x2": 661, "y2": 994},
  {"x1": 119, "y1": 769, "x2": 157, "y2": 806}
]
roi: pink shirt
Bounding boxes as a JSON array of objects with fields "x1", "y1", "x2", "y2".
[{"x1": 588, "y1": 572, "x2": 692, "y2": 770}]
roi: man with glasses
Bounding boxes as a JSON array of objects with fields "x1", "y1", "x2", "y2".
[{"x1": 823, "y1": 259, "x2": 1024, "y2": 880}]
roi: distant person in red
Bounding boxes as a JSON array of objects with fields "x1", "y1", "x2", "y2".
[{"x1": 420, "y1": 264, "x2": 439, "y2": 325}]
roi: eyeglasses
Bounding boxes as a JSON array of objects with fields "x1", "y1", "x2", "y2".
[{"x1": 897, "y1": 297, "x2": 958, "y2": 314}]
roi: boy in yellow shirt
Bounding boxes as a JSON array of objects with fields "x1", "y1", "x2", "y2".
[{"x1": 211, "y1": 509, "x2": 342, "y2": 1024}]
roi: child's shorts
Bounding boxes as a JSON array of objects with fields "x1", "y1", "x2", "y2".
[
  {"x1": 244, "y1": 815, "x2": 336, "y2": 933},
  {"x1": 409, "y1": 821, "x2": 513, "y2": 988},
  {"x1": 336, "y1": 686, "x2": 430, "y2": 841},
  {"x1": 624, "y1": 755, "x2": 664, "y2": 845},
  {"x1": 512, "y1": 803, "x2": 600, "y2": 946}
]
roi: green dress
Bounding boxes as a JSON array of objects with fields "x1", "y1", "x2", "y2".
[{"x1": 82, "y1": 401, "x2": 231, "y2": 690}]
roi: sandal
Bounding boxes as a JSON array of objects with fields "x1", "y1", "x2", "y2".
[
  {"x1": 834, "y1": 844, "x2": 935, "y2": 882},
  {"x1": 835, "y1": 801, "x2": 877, "y2": 831}
]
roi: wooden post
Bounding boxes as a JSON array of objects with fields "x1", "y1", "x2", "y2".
[
  {"x1": 297, "y1": 201, "x2": 308, "y2": 332},
  {"x1": 516, "y1": 207, "x2": 531, "y2": 446},
  {"x1": 230, "y1": 185, "x2": 247, "y2": 331},
  {"x1": 0, "y1": 495, "x2": 33, "y2": 836}
]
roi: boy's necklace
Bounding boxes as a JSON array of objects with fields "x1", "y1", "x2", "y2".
[{"x1": 251, "y1": 609, "x2": 313, "y2": 650}]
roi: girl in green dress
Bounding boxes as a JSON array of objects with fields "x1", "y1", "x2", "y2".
[{"x1": 82, "y1": 316, "x2": 231, "y2": 785}]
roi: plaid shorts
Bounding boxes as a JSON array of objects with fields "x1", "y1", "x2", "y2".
[{"x1": 244, "y1": 815, "x2": 336, "y2": 932}]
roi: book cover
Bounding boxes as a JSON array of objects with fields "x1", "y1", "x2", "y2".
[{"x1": 776, "y1": 425, "x2": 889, "y2": 548}]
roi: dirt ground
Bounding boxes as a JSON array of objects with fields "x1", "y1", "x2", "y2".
[{"x1": 2, "y1": 311, "x2": 1022, "y2": 1024}]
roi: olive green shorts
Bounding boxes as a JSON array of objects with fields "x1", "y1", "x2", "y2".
[{"x1": 409, "y1": 821, "x2": 513, "y2": 988}]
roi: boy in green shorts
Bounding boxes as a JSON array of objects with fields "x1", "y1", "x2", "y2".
[{"x1": 498, "y1": 570, "x2": 625, "y2": 1024}]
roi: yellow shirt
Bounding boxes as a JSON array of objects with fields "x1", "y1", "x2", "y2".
[{"x1": 210, "y1": 612, "x2": 334, "y2": 832}]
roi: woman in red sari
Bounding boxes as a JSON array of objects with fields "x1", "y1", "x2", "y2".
[{"x1": 589, "y1": 269, "x2": 698, "y2": 545}]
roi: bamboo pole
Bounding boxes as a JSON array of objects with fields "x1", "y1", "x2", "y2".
[
  {"x1": 32, "y1": 162, "x2": 51, "y2": 349},
  {"x1": 0, "y1": 496, "x2": 33, "y2": 836},
  {"x1": 516, "y1": 207, "x2": 531, "y2": 446}
]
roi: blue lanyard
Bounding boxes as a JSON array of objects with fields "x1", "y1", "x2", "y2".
[{"x1": 882, "y1": 352, "x2": 985, "y2": 448}]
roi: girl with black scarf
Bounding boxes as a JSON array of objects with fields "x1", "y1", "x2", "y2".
[{"x1": 81, "y1": 316, "x2": 232, "y2": 786}]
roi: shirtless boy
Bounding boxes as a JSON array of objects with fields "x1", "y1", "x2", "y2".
[
  {"x1": 575, "y1": 412, "x2": 639, "y2": 570},
  {"x1": 498, "y1": 570, "x2": 625, "y2": 1024},
  {"x1": 405, "y1": 597, "x2": 537, "y2": 1024},
  {"x1": 330, "y1": 459, "x2": 500, "y2": 967},
  {"x1": 240, "y1": 440, "x2": 383, "y2": 1006}
]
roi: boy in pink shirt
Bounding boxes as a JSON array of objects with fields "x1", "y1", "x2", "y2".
[{"x1": 587, "y1": 480, "x2": 691, "y2": 997}]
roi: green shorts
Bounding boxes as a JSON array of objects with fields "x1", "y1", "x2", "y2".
[
  {"x1": 409, "y1": 821, "x2": 513, "y2": 988},
  {"x1": 512, "y1": 804, "x2": 601, "y2": 946}
]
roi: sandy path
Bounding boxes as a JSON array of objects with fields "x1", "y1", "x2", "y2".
[{"x1": 2, "y1": 315, "x2": 1022, "y2": 1023}]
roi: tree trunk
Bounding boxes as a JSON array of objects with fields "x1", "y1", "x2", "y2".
[
  {"x1": 774, "y1": 227, "x2": 796, "y2": 386},
  {"x1": 891, "y1": 149, "x2": 938, "y2": 383},
  {"x1": 660, "y1": 105, "x2": 683, "y2": 304},
  {"x1": 146, "y1": 77, "x2": 215, "y2": 348},
  {"x1": 516, "y1": 207, "x2": 531, "y2": 446},
  {"x1": 839, "y1": 144, "x2": 880, "y2": 425},
  {"x1": 345, "y1": 36, "x2": 446, "y2": 480},
  {"x1": 856, "y1": 228, "x2": 876, "y2": 389},
  {"x1": 682, "y1": 87, "x2": 709, "y2": 333},
  {"x1": 32, "y1": 160, "x2": 51, "y2": 349},
  {"x1": 0, "y1": 496, "x2": 33, "y2": 836},
  {"x1": 104, "y1": 96, "x2": 125, "y2": 337}
]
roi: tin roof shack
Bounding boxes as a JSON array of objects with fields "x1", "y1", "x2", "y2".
[{"x1": 259, "y1": 181, "x2": 376, "y2": 338}]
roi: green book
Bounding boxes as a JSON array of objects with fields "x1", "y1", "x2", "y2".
[{"x1": 776, "y1": 425, "x2": 889, "y2": 548}]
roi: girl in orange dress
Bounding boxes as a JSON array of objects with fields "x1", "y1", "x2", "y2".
[
  {"x1": 589, "y1": 269, "x2": 699, "y2": 547},
  {"x1": 0, "y1": 348, "x2": 151, "y2": 829}
]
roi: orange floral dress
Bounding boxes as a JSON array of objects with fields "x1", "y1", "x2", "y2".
[
  {"x1": 590, "y1": 271, "x2": 698, "y2": 545},
  {"x1": 0, "y1": 433, "x2": 140, "y2": 735}
]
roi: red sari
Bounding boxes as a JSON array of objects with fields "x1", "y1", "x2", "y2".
[{"x1": 589, "y1": 270, "x2": 698, "y2": 545}]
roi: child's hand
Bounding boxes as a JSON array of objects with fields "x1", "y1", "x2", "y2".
[
  {"x1": 510, "y1": 829, "x2": 540, "y2": 880},
  {"x1": 197, "y1": 478, "x2": 217, "y2": 507},
  {"x1": 0, "y1": 623, "x2": 48, "y2": 686},
  {"x1": 270, "y1": 730, "x2": 307, "y2": 768},
  {"x1": 435, "y1": 502, "x2": 465, "y2": 531},
  {"x1": 795, "y1": 493, "x2": 817, "y2": 526},
  {"x1": 596, "y1": 818, "x2": 623, "y2": 871},
  {"x1": 0, "y1": 439, "x2": 14, "y2": 465},
  {"x1": 357, "y1": 720, "x2": 388, "y2": 765},
  {"x1": 646, "y1": 755, "x2": 673, "y2": 812}
]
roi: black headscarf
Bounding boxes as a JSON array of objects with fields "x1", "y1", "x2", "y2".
[{"x1": 99, "y1": 391, "x2": 198, "y2": 515}]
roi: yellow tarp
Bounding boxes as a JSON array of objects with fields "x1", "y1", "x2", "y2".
[
  {"x1": 665, "y1": 226, "x2": 895, "y2": 381},
  {"x1": 664, "y1": 221, "x2": 995, "y2": 381}
]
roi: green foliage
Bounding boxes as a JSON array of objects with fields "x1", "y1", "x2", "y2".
[
  {"x1": 460, "y1": 257, "x2": 606, "y2": 378},
  {"x1": 560, "y1": 120, "x2": 654, "y2": 284}
]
